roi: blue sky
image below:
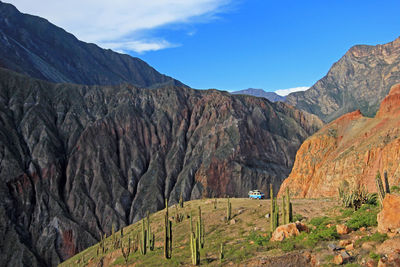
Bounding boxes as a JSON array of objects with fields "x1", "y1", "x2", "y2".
[{"x1": 8, "y1": 0, "x2": 400, "y2": 93}]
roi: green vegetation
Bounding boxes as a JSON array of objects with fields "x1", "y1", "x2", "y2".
[
  {"x1": 355, "y1": 232, "x2": 387, "y2": 246},
  {"x1": 346, "y1": 204, "x2": 378, "y2": 230}
]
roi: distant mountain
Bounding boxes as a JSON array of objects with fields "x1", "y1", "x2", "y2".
[
  {"x1": 0, "y1": 68, "x2": 322, "y2": 266},
  {"x1": 279, "y1": 84, "x2": 400, "y2": 198},
  {"x1": 0, "y1": 1, "x2": 180, "y2": 87},
  {"x1": 286, "y1": 37, "x2": 400, "y2": 122},
  {"x1": 231, "y1": 88, "x2": 286, "y2": 102}
]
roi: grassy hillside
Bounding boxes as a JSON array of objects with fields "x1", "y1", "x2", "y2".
[{"x1": 59, "y1": 197, "x2": 385, "y2": 267}]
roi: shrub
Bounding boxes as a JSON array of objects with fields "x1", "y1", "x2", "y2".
[
  {"x1": 355, "y1": 232, "x2": 387, "y2": 246},
  {"x1": 346, "y1": 204, "x2": 378, "y2": 230}
]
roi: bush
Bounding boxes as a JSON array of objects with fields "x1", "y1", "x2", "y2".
[
  {"x1": 355, "y1": 232, "x2": 387, "y2": 246},
  {"x1": 346, "y1": 204, "x2": 378, "y2": 230},
  {"x1": 309, "y1": 216, "x2": 330, "y2": 227}
]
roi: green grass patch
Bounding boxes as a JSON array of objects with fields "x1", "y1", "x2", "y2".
[
  {"x1": 355, "y1": 232, "x2": 387, "y2": 246},
  {"x1": 369, "y1": 251, "x2": 381, "y2": 261},
  {"x1": 346, "y1": 204, "x2": 378, "y2": 230}
]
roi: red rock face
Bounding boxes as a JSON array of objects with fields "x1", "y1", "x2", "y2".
[{"x1": 279, "y1": 84, "x2": 400, "y2": 198}]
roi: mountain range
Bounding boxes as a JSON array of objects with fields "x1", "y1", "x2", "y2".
[{"x1": 231, "y1": 88, "x2": 286, "y2": 102}]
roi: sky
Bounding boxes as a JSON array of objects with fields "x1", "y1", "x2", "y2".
[{"x1": 6, "y1": 0, "x2": 400, "y2": 94}]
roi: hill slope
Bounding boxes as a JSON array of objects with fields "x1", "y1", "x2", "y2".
[
  {"x1": 279, "y1": 84, "x2": 400, "y2": 198},
  {"x1": 286, "y1": 37, "x2": 400, "y2": 122},
  {"x1": 0, "y1": 1, "x2": 178, "y2": 87},
  {"x1": 0, "y1": 68, "x2": 322, "y2": 266}
]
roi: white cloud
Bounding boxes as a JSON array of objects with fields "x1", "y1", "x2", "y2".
[
  {"x1": 6, "y1": 0, "x2": 233, "y2": 53},
  {"x1": 275, "y1": 86, "x2": 309, "y2": 96}
]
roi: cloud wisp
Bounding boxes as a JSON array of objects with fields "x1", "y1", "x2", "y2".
[
  {"x1": 275, "y1": 86, "x2": 309, "y2": 96},
  {"x1": 8, "y1": 0, "x2": 233, "y2": 53}
]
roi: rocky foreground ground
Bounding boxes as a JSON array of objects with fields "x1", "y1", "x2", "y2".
[{"x1": 60, "y1": 193, "x2": 400, "y2": 267}]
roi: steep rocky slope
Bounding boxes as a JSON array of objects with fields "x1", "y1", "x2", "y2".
[
  {"x1": 286, "y1": 37, "x2": 400, "y2": 122},
  {"x1": 0, "y1": 68, "x2": 322, "y2": 266},
  {"x1": 231, "y1": 88, "x2": 285, "y2": 102},
  {"x1": 0, "y1": 1, "x2": 178, "y2": 87},
  {"x1": 279, "y1": 84, "x2": 400, "y2": 198}
]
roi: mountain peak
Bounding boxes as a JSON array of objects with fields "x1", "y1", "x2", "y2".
[{"x1": 376, "y1": 83, "x2": 400, "y2": 118}]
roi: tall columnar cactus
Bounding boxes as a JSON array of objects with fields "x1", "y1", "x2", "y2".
[
  {"x1": 274, "y1": 198, "x2": 279, "y2": 230},
  {"x1": 226, "y1": 197, "x2": 232, "y2": 222},
  {"x1": 164, "y1": 199, "x2": 172, "y2": 259},
  {"x1": 190, "y1": 232, "x2": 200, "y2": 265},
  {"x1": 384, "y1": 171, "x2": 391, "y2": 194},
  {"x1": 285, "y1": 187, "x2": 292, "y2": 224},
  {"x1": 140, "y1": 219, "x2": 147, "y2": 255},
  {"x1": 219, "y1": 243, "x2": 224, "y2": 262},
  {"x1": 179, "y1": 193, "x2": 184, "y2": 208},
  {"x1": 190, "y1": 211, "x2": 193, "y2": 233},
  {"x1": 270, "y1": 185, "x2": 276, "y2": 232},
  {"x1": 197, "y1": 206, "x2": 205, "y2": 248},
  {"x1": 214, "y1": 198, "x2": 217, "y2": 209},
  {"x1": 375, "y1": 171, "x2": 386, "y2": 207},
  {"x1": 269, "y1": 183, "x2": 273, "y2": 199},
  {"x1": 146, "y1": 211, "x2": 155, "y2": 251},
  {"x1": 282, "y1": 196, "x2": 287, "y2": 224}
]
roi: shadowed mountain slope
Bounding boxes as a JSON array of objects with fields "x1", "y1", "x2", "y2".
[
  {"x1": 0, "y1": 68, "x2": 322, "y2": 266},
  {"x1": 0, "y1": 1, "x2": 179, "y2": 88}
]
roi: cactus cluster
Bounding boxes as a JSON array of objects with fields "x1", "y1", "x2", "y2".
[
  {"x1": 190, "y1": 206, "x2": 205, "y2": 265},
  {"x1": 339, "y1": 181, "x2": 379, "y2": 210},
  {"x1": 164, "y1": 199, "x2": 173, "y2": 259},
  {"x1": 270, "y1": 184, "x2": 279, "y2": 232}
]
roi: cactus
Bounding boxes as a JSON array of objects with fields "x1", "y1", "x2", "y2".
[
  {"x1": 375, "y1": 171, "x2": 386, "y2": 207},
  {"x1": 190, "y1": 211, "x2": 193, "y2": 233},
  {"x1": 226, "y1": 197, "x2": 232, "y2": 222},
  {"x1": 282, "y1": 196, "x2": 286, "y2": 225},
  {"x1": 112, "y1": 224, "x2": 116, "y2": 249},
  {"x1": 164, "y1": 200, "x2": 172, "y2": 259},
  {"x1": 214, "y1": 198, "x2": 217, "y2": 209},
  {"x1": 190, "y1": 232, "x2": 200, "y2": 265},
  {"x1": 269, "y1": 183, "x2": 273, "y2": 199},
  {"x1": 384, "y1": 171, "x2": 391, "y2": 194},
  {"x1": 175, "y1": 206, "x2": 184, "y2": 223},
  {"x1": 285, "y1": 187, "x2": 292, "y2": 223},
  {"x1": 179, "y1": 193, "x2": 184, "y2": 208},
  {"x1": 219, "y1": 243, "x2": 224, "y2": 262},
  {"x1": 197, "y1": 206, "x2": 205, "y2": 249},
  {"x1": 146, "y1": 211, "x2": 155, "y2": 251},
  {"x1": 121, "y1": 237, "x2": 131, "y2": 264},
  {"x1": 140, "y1": 219, "x2": 147, "y2": 255}
]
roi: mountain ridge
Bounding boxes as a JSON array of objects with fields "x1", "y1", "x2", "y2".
[
  {"x1": 286, "y1": 36, "x2": 400, "y2": 122},
  {"x1": 0, "y1": 1, "x2": 180, "y2": 88},
  {"x1": 231, "y1": 88, "x2": 286, "y2": 102},
  {"x1": 279, "y1": 84, "x2": 400, "y2": 198}
]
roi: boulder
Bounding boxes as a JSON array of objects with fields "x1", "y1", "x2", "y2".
[
  {"x1": 378, "y1": 194, "x2": 400, "y2": 234},
  {"x1": 377, "y1": 237, "x2": 400, "y2": 255},
  {"x1": 270, "y1": 222, "x2": 308, "y2": 242},
  {"x1": 336, "y1": 224, "x2": 350, "y2": 235}
]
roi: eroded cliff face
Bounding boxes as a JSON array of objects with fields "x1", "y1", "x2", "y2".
[
  {"x1": 0, "y1": 68, "x2": 322, "y2": 266},
  {"x1": 286, "y1": 37, "x2": 400, "y2": 122},
  {"x1": 279, "y1": 84, "x2": 400, "y2": 198}
]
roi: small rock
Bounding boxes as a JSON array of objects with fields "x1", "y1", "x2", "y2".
[
  {"x1": 345, "y1": 243, "x2": 354, "y2": 251},
  {"x1": 253, "y1": 227, "x2": 259, "y2": 231},
  {"x1": 259, "y1": 204, "x2": 262, "y2": 207},
  {"x1": 265, "y1": 213, "x2": 270, "y2": 218},
  {"x1": 341, "y1": 251, "x2": 351, "y2": 261},
  {"x1": 230, "y1": 219, "x2": 236, "y2": 225},
  {"x1": 333, "y1": 254, "x2": 344, "y2": 265},
  {"x1": 361, "y1": 241, "x2": 376, "y2": 250},
  {"x1": 339, "y1": 240, "x2": 352, "y2": 246},
  {"x1": 366, "y1": 259, "x2": 376, "y2": 267},
  {"x1": 360, "y1": 226, "x2": 366, "y2": 232},
  {"x1": 249, "y1": 241, "x2": 254, "y2": 245},
  {"x1": 327, "y1": 223, "x2": 334, "y2": 228},
  {"x1": 270, "y1": 222, "x2": 308, "y2": 242},
  {"x1": 238, "y1": 209, "x2": 245, "y2": 214},
  {"x1": 328, "y1": 243, "x2": 341, "y2": 251},
  {"x1": 336, "y1": 224, "x2": 350, "y2": 235}
]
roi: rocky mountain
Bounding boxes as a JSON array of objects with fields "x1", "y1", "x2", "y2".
[
  {"x1": 0, "y1": 68, "x2": 322, "y2": 266},
  {"x1": 279, "y1": 84, "x2": 400, "y2": 198},
  {"x1": 231, "y1": 88, "x2": 286, "y2": 102},
  {"x1": 286, "y1": 37, "x2": 400, "y2": 122},
  {"x1": 0, "y1": 1, "x2": 178, "y2": 88}
]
